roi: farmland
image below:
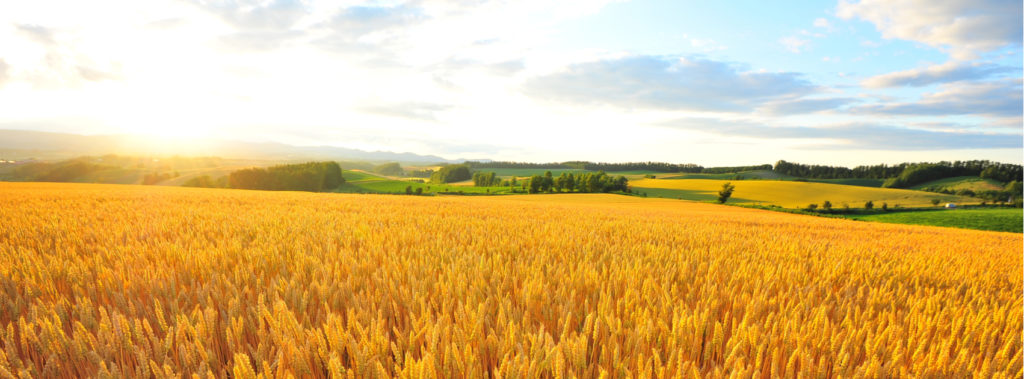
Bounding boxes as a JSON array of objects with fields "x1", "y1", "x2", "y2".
[
  {"x1": 0, "y1": 182, "x2": 1019, "y2": 377},
  {"x1": 630, "y1": 178, "x2": 973, "y2": 208},
  {"x1": 339, "y1": 170, "x2": 513, "y2": 194},
  {"x1": 847, "y1": 208, "x2": 1023, "y2": 233}
]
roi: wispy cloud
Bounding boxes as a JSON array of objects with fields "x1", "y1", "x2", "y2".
[
  {"x1": 758, "y1": 97, "x2": 858, "y2": 115},
  {"x1": 852, "y1": 79, "x2": 1022, "y2": 118},
  {"x1": 779, "y1": 36, "x2": 810, "y2": 53},
  {"x1": 524, "y1": 55, "x2": 816, "y2": 111},
  {"x1": 356, "y1": 102, "x2": 453, "y2": 122},
  {"x1": 661, "y1": 118, "x2": 1022, "y2": 150},
  {"x1": 862, "y1": 61, "x2": 1017, "y2": 88}
]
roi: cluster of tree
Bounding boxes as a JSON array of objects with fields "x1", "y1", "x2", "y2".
[
  {"x1": 182, "y1": 175, "x2": 228, "y2": 188},
  {"x1": 524, "y1": 171, "x2": 628, "y2": 194},
  {"x1": 430, "y1": 164, "x2": 472, "y2": 184},
  {"x1": 404, "y1": 186, "x2": 424, "y2": 195},
  {"x1": 472, "y1": 171, "x2": 501, "y2": 186},
  {"x1": 774, "y1": 160, "x2": 1023, "y2": 184},
  {"x1": 142, "y1": 172, "x2": 178, "y2": 185},
  {"x1": 881, "y1": 162, "x2": 1024, "y2": 188},
  {"x1": 9, "y1": 159, "x2": 114, "y2": 182},
  {"x1": 407, "y1": 169, "x2": 434, "y2": 178},
  {"x1": 228, "y1": 162, "x2": 344, "y2": 192},
  {"x1": 702, "y1": 164, "x2": 773, "y2": 174},
  {"x1": 465, "y1": 160, "x2": 791, "y2": 175},
  {"x1": 464, "y1": 161, "x2": 704, "y2": 173},
  {"x1": 373, "y1": 162, "x2": 405, "y2": 176},
  {"x1": 774, "y1": 160, "x2": 906, "y2": 179}
]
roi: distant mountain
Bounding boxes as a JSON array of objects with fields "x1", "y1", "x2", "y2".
[{"x1": 0, "y1": 129, "x2": 463, "y2": 163}]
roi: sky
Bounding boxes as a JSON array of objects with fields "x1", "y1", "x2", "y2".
[{"x1": 0, "y1": 0, "x2": 1021, "y2": 165}]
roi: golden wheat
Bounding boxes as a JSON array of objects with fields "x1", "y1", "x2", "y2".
[{"x1": 0, "y1": 183, "x2": 1019, "y2": 378}]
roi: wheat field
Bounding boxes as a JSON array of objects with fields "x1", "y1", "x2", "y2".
[{"x1": 0, "y1": 183, "x2": 1019, "y2": 378}]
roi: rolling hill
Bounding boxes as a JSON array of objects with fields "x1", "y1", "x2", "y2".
[{"x1": 630, "y1": 178, "x2": 974, "y2": 208}]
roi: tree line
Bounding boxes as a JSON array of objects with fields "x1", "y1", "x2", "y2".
[
  {"x1": 774, "y1": 160, "x2": 1023, "y2": 185},
  {"x1": 463, "y1": 160, "x2": 786, "y2": 174},
  {"x1": 701, "y1": 164, "x2": 773, "y2": 174},
  {"x1": 472, "y1": 171, "x2": 501, "y2": 186},
  {"x1": 473, "y1": 171, "x2": 630, "y2": 194},
  {"x1": 430, "y1": 164, "x2": 472, "y2": 184},
  {"x1": 228, "y1": 162, "x2": 344, "y2": 192},
  {"x1": 464, "y1": 161, "x2": 704, "y2": 173}
]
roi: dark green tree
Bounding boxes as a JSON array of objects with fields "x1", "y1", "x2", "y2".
[
  {"x1": 528, "y1": 174, "x2": 543, "y2": 194},
  {"x1": 717, "y1": 182, "x2": 736, "y2": 204}
]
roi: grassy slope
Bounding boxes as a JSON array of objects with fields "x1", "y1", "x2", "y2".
[
  {"x1": 910, "y1": 176, "x2": 1004, "y2": 192},
  {"x1": 630, "y1": 178, "x2": 975, "y2": 208},
  {"x1": 659, "y1": 170, "x2": 884, "y2": 188},
  {"x1": 847, "y1": 208, "x2": 1022, "y2": 233},
  {"x1": 658, "y1": 170, "x2": 787, "y2": 180},
  {"x1": 339, "y1": 170, "x2": 513, "y2": 194},
  {"x1": 808, "y1": 178, "x2": 885, "y2": 187}
]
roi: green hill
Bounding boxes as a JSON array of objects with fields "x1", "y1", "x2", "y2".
[{"x1": 911, "y1": 176, "x2": 1004, "y2": 192}]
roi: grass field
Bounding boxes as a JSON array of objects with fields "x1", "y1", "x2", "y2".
[
  {"x1": 847, "y1": 208, "x2": 1022, "y2": 233},
  {"x1": 339, "y1": 170, "x2": 514, "y2": 194},
  {"x1": 911, "y1": 176, "x2": 1005, "y2": 192},
  {"x1": 808, "y1": 178, "x2": 885, "y2": 187},
  {"x1": 0, "y1": 182, "x2": 1019, "y2": 377},
  {"x1": 631, "y1": 178, "x2": 974, "y2": 208}
]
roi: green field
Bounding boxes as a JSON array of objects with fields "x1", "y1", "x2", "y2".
[
  {"x1": 338, "y1": 170, "x2": 514, "y2": 194},
  {"x1": 808, "y1": 178, "x2": 885, "y2": 187},
  {"x1": 911, "y1": 176, "x2": 1004, "y2": 192},
  {"x1": 847, "y1": 208, "x2": 1022, "y2": 233},
  {"x1": 342, "y1": 170, "x2": 389, "y2": 182},
  {"x1": 630, "y1": 178, "x2": 975, "y2": 208}
]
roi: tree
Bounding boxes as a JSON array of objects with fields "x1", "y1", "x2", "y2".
[
  {"x1": 864, "y1": 201, "x2": 873, "y2": 210},
  {"x1": 528, "y1": 175, "x2": 543, "y2": 194},
  {"x1": 1005, "y1": 180, "x2": 1022, "y2": 206},
  {"x1": 373, "y1": 162, "x2": 404, "y2": 176},
  {"x1": 881, "y1": 202, "x2": 888, "y2": 211},
  {"x1": 414, "y1": 187, "x2": 423, "y2": 195},
  {"x1": 405, "y1": 185, "x2": 413, "y2": 195},
  {"x1": 430, "y1": 164, "x2": 472, "y2": 184},
  {"x1": 807, "y1": 204, "x2": 818, "y2": 211},
  {"x1": 822, "y1": 201, "x2": 832, "y2": 211},
  {"x1": 931, "y1": 198, "x2": 941, "y2": 206},
  {"x1": 228, "y1": 161, "x2": 344, "y2": 192},
  {"x1": 541, "y1": 171, "x2": 554, "y2": 192},
  {"x1": 717, "y1": 182, "x2": 735, "y2": 204}
]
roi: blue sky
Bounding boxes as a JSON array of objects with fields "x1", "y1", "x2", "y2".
[{"x1": 0, "y1": 0, "x2": 1020, "y2": 165}]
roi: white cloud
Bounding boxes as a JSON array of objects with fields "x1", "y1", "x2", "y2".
[
  {"x1": 813, "y1": 17, "x2": 833, "y2": 31},
  {"x1": 852, "y1": 79, "x2": 1023, "y2": 119},
  {"x1": 837, "y1": 0, "x2": 1023, "y2": 59},
  {"x1": 779, "y1": 36, "x2": 810, "y2": 53},
  {"x1": 523, "y1": 55, "x2": 817, "y2": 112},
  {"x1": 862, "y1": 61, "x2": 1016, "y2": 88}
]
